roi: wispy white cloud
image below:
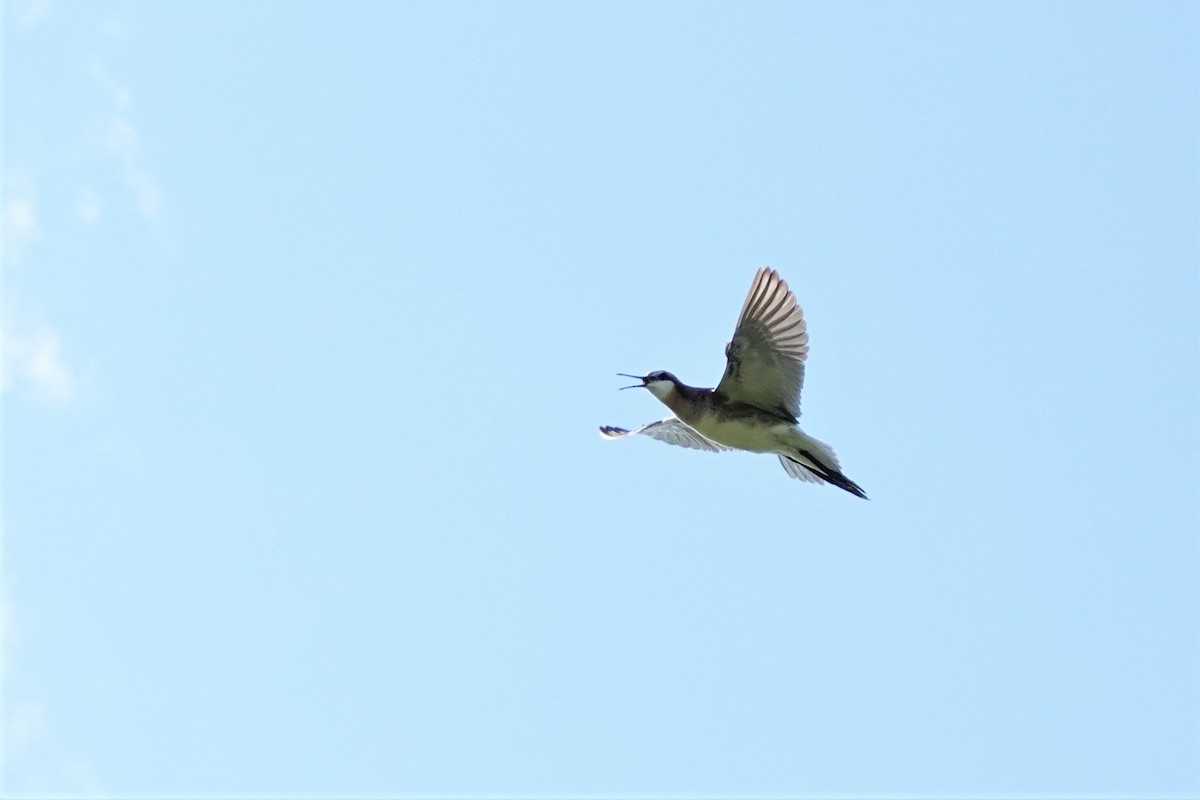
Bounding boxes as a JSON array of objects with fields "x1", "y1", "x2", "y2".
[
  {"x1": 105, "y1": 115, "x2": 138, "y2": 159},
  {"x1": 123, "y1": 170, "x2": 163, "y2": 219},
  {"x1": 89, "y1": 62, "x2": 164, "y2": 222},
  {"x1": 1, "y1": 591, "x2": 104, "y2": 794},
  {"x1": 1, "y1": 587, "x2": 19, "y2": 672},
  {"x1": 13, "y1": 0, "x2": 51, "y2": 28},
  {"x1": 76, "y1": 186, "x2": 102, "y2": 224},
  {"x1": 3, "y1": 178, "x2": 42, "y2": 264},
  {"x1": 1, "y1": 314, "x2": 75, "y2": 404},
  {"x1": 3, "y1": 180, "x2": 82, "y2": 406}
]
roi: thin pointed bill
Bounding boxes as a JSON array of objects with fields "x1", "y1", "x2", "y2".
[{"x1": 616, "y1": 373, "x2": 647, "y2": 390}]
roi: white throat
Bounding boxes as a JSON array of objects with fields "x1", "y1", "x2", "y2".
[{"x1": 645, "y1": 380, "x2": 674, "y2": 401}]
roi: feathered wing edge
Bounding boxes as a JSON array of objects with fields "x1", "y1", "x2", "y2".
[
  {"x1": 734, "y1": 267, "x2": 809, "y2": 362},
  {"x1": 598, "y1": 418, "x2": 728, "y2": 453}
]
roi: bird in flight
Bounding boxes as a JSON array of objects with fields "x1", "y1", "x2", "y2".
[{"x1": 600, "y1": 267, "x2": 867, "y2": 499}]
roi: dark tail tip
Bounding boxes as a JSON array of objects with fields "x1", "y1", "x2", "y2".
[
  {"x1": 793, "y1": 450, "x2": 868, "y2": 499},
  {"x1": 825, "y1": 469, "x2": 869, "y2": 500}
]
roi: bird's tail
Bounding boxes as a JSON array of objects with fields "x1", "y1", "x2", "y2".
[{"x1": 779, "y1": 433, "x2": 868, "y2": 499}]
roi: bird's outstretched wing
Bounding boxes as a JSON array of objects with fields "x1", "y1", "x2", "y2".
[
  {"x1": 598, "y1": 417, "x2": 728, "y2": 453},
  {"x1": 715, "y1": 266, "x2": 809, "y2": 420}
]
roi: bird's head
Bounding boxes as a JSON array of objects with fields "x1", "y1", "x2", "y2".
[{"x1": 618, "y1": 370, "x2": 678, "y2": 401}]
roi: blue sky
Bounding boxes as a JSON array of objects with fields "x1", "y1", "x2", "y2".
[{"x1": 3, "y1": 1, "x2": 1198, "y2": 796}]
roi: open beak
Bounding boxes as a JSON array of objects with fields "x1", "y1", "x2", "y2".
[{"x1": 616, "y1": 373, "x2": 646, "y2": 390}]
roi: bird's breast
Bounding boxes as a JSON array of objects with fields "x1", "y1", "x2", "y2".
[{"x1": 689, "y1": 412, "x2": 791, "y2": 453}]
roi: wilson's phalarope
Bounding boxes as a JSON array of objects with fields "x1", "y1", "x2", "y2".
[{"x1": 600, "y1": 267, "x2": 866, "y2": 499}]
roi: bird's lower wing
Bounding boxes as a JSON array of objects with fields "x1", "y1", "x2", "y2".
[{"x1": 599, "y1": 417, "x2": 728, "y2": 453}]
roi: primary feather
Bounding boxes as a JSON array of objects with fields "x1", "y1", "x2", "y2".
[
  {"x1": 715, "y1": 267, "x2": 808, "y2": 420},
  {"x1": 598, "y1": 418, "x2": 727, "y2": 453}
]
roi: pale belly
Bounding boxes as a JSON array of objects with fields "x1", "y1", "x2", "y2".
[{"x1": 691, "y1": 416, "x2": 794, "y2": 453}]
